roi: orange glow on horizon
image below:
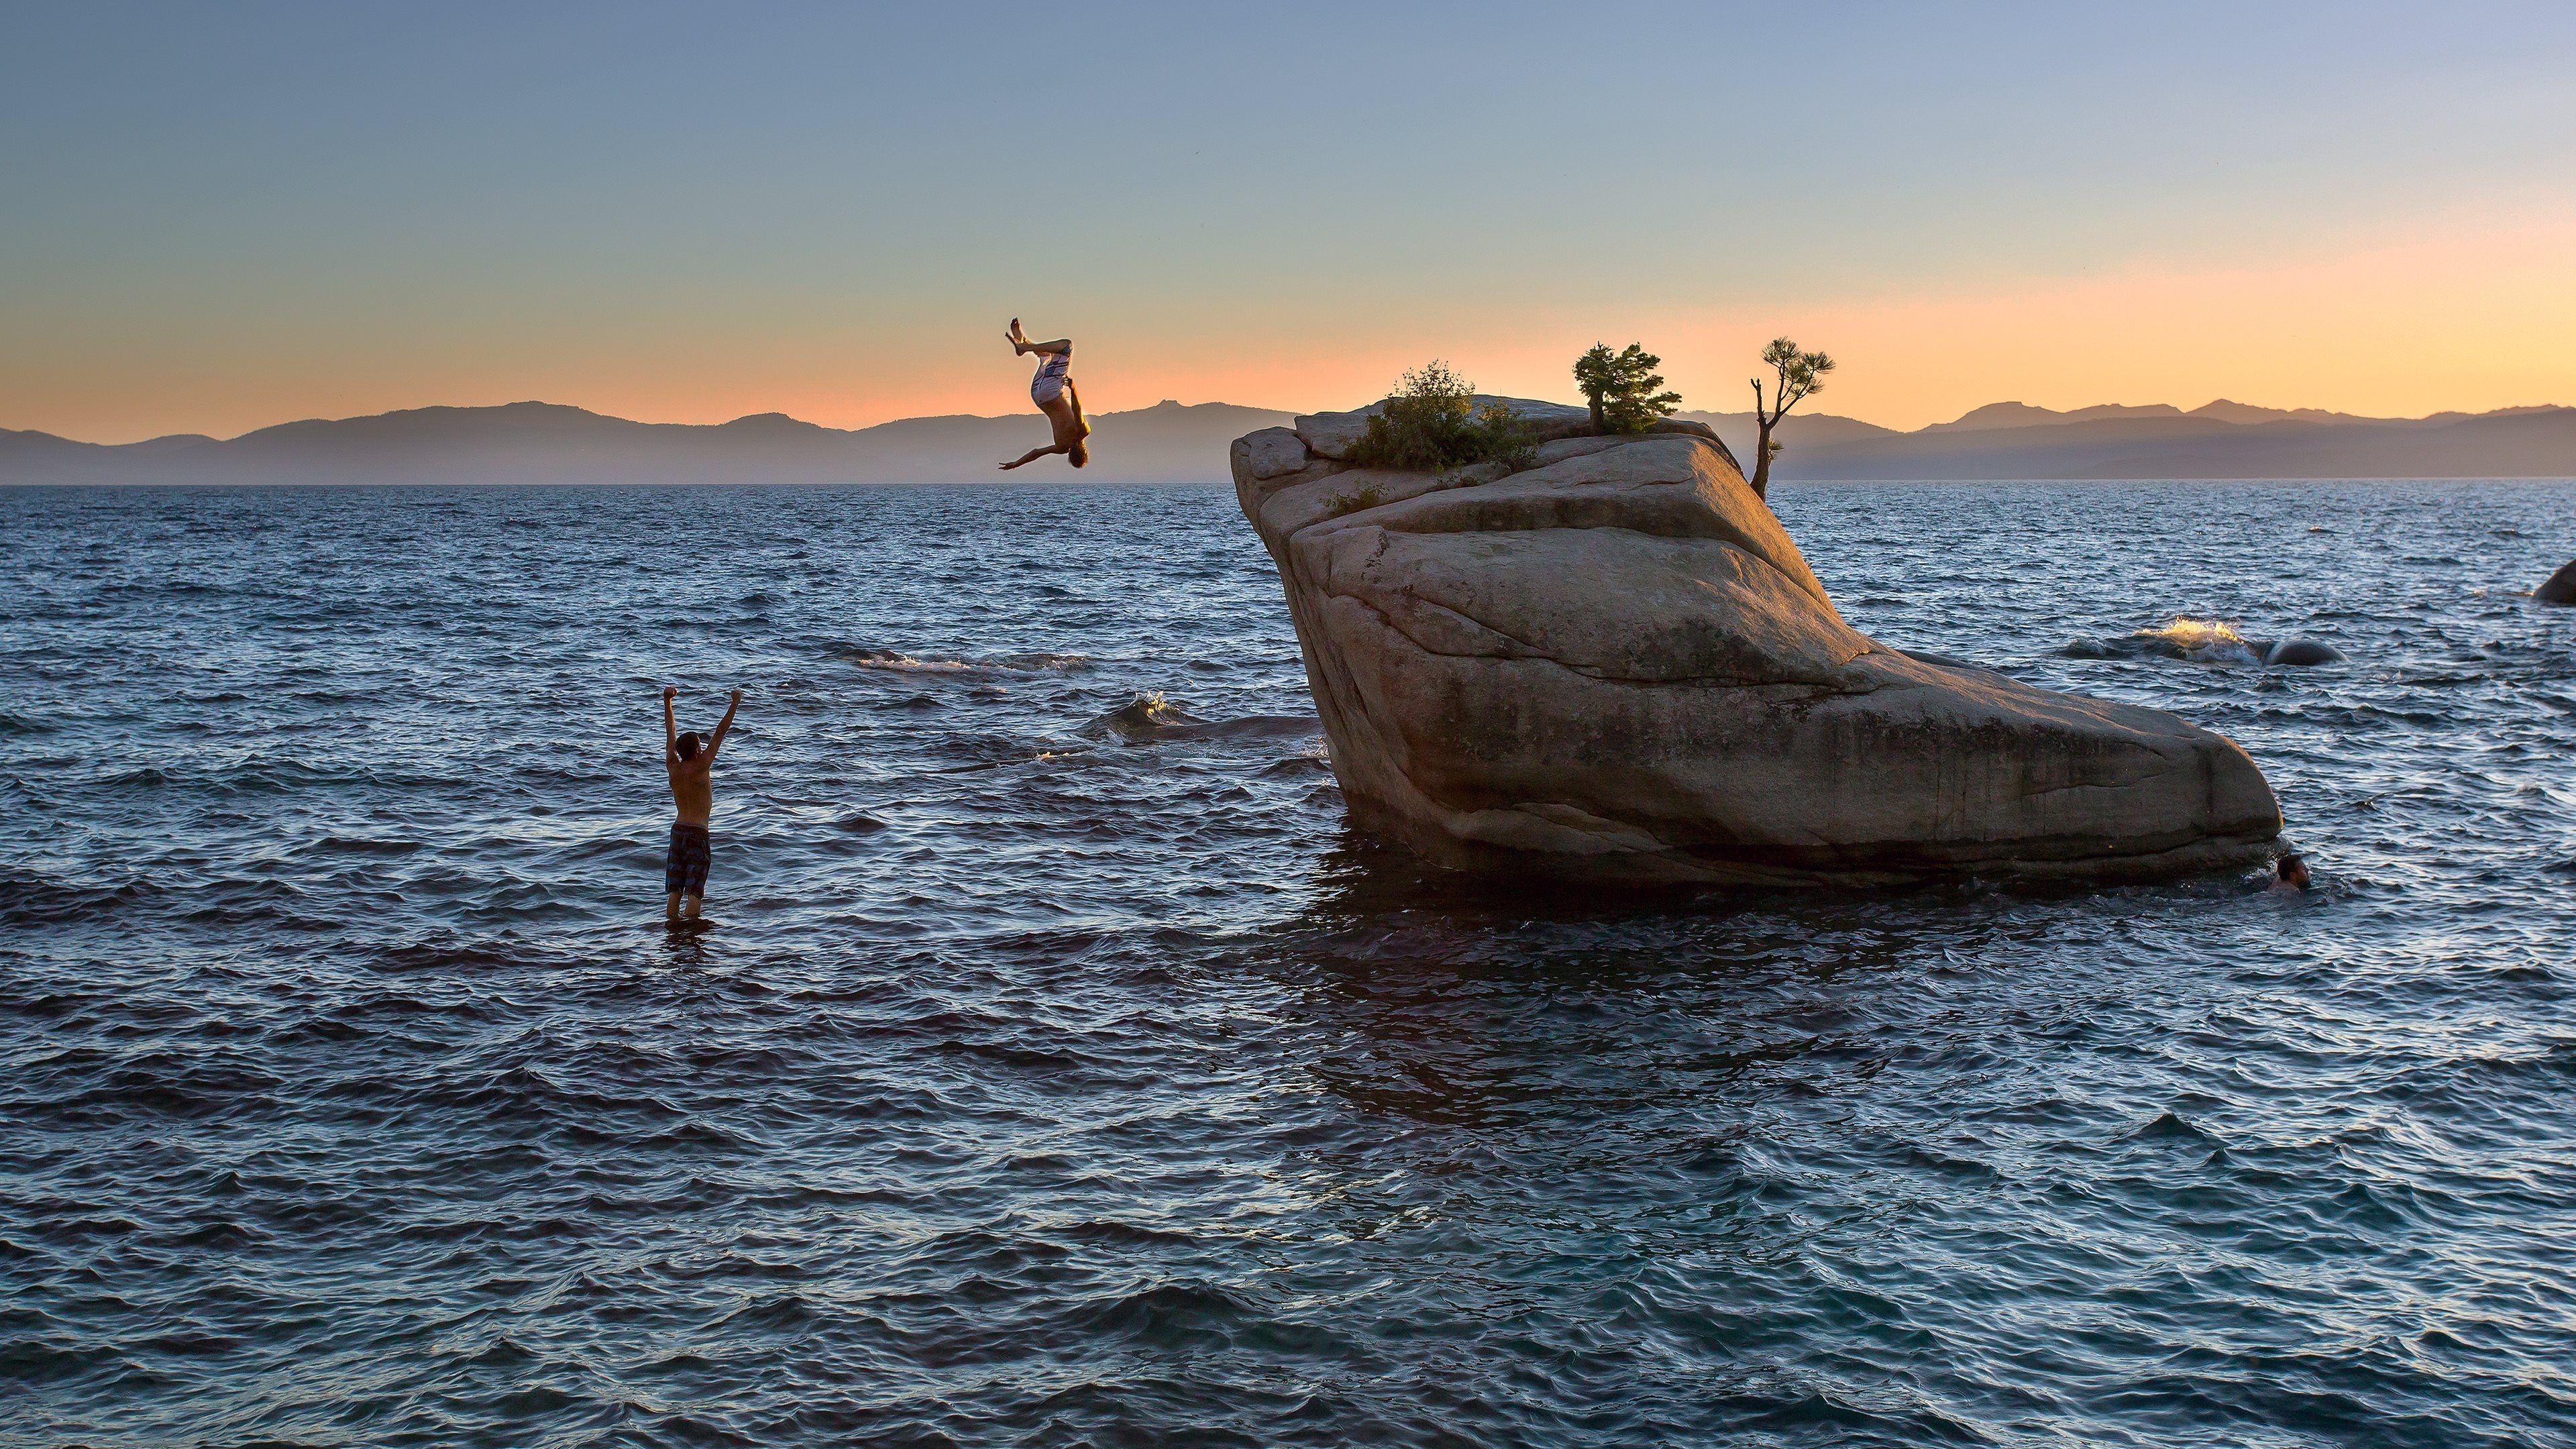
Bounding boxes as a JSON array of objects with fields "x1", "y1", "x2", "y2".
[{"x1": 9, "y1": 202, "x2": 2575, "y2": 444}]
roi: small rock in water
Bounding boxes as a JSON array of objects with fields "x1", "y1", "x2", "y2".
[
  {"x1": 2138, "y1": 617, "x2": 2261, "y2": 664},
  {"x1": 2263, "y1": 637, "x2": 2344, "y2": 667},
  {"x1": 2536, "y1": 559, "x2": 2576, "y2": 605},
  {"x1": 1083, "y1": 693, "x2": 1207, "y2": 741}
]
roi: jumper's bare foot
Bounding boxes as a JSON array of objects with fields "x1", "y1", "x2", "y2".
[{"x1": 1006, "y1": 317, "x2": 1026, "y2": 352}]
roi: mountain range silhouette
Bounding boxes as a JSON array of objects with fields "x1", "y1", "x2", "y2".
[{"x1": 7, "y1": 396, "x2": 2571, "y2": 484}]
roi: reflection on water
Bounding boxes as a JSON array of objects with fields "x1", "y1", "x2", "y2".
[{"x1": 4, "y1": 478, "x2": 2574, "y2": 1446}]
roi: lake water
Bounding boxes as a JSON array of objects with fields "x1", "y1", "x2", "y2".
[{"x1": 6, "y1": 478, "x2": 2574, "y2": 1447}]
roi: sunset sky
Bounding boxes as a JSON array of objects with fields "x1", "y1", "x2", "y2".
[{"x1": 7, "y1": 1, "x2": 2575, "y2": 443}]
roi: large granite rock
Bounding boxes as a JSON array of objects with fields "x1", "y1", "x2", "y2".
[
  {"x1": 2538, "y1": 560, "x2": 2576, "y2": 605},
  {"x1": 1232, "y1": 402, "x2": 2282, "y2": 885}
]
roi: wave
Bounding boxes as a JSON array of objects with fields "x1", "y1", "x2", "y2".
[
  {"x1": 1256, "y1": 755, "x2": 1334, "y2": 778},
  {"x1": 90, "y1": 759, "x2": 480, "y2": 797},
  {"x1": 2141, "y1": 617, "x2": 2266, "y2": 665},
  {"x1": 0, "y1": 873, "x2": 160, "y2": 928},
  {"x1": 824, "y1": 644, "x2": 1093, "y2": 675},
  {"x1": 2061, "y1": 616, "x2": 2345, "y2": 668},
  {"x1": 987, "y1": 651, "x2": 1092, "y2": 672},
  {"x1": 832, "y1": 647, "x2": 973, "y2": 672}
]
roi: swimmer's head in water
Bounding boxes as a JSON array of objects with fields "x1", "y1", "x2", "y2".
[
  {"x1": 676, "y1": 731, "x2": 702, "y2": 762},
  {"x1": 2275, "y1": 853, "x2": 2308, "y2": 888},
  {"x1": 1068, "y1": 440, "x2": 1089, "y2": 469}
]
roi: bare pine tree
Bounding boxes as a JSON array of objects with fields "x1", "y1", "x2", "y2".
[{"x1": 1748, "y1": 337, "x2": 1834, "y2": 502}]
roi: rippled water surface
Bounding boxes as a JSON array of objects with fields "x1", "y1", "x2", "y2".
[{"x1": 7, "y1": 479, "x2": 2575, "y2": 1447}]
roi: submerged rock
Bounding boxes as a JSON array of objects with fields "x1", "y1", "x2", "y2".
[
  {"x1": 2263, "y1": 637, "x2": 2344, "y2": 667},
  {"x1": 1083, "y1": 693, "x2": 1207, "y2": 741},
  {"x1": 1232, "y1": 402, "x2": 2282, "y2": 885},
  {"x1": 1081, "y1": 693, "x2": 1317, "y2": 744},
  {"x1": 2538, "y1": 560, "x2": 2576, "y2": 605}
]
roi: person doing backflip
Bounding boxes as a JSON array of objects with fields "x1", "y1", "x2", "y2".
[
  {"x1": 662, "y1": 684, "x2": 741, "y2": 923},
  {"x1": 1000, "y1": 318, "x2": 1091, "y2": 470}
]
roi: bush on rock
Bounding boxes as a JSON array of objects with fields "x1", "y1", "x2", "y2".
[{"x1": 1348, "y1": 362, "x2": 1539, "y2": 474}]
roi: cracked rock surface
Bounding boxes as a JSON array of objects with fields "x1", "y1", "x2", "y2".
[{"x1": 1233, "y1": 401, "x2": 2283, "y2": 884}]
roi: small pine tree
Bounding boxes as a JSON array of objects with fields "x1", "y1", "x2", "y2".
[
  {"x1": 1748, "y1": 337, "x2": 1834, "y2": 503},
  {"x1": 1571, "y1": 343, "x2": 1682, "y2": 434}
]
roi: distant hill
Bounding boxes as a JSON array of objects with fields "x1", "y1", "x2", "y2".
[
  {"x1": 7, "y1": 395, "x2": 2572, "y2": 484},
  {"x1": 0, "y1": 399, "x2": 1296, "y2": 486},
  {"x1": 1683, "y1": 400, "x2": 2574, "y2": 480},
  {"x1": 1758, "y1": 403, "x2": 2576, "y2": 480},
  {"x1": 2186, "y1": 399, "x2": 2378, "y2": 426},
  {"x1": 1677, "y1": 410, "x2": 1902, "y2": 460}
]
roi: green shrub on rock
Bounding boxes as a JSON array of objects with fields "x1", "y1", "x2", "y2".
[
  {"x1": 1348, "y1": 361, "x2": 1538, "y2": 474},
  {"x1": 1467, "y1": 402, "x2": 1538, "y2": 473},
  {"x1": 1324, "y1": 482, "x2": 1387, "y2": 517}
]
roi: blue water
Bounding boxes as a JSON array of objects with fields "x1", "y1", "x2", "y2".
[{"x1": 5, "y1": 479, "x2": 2575, "y2": 1447}]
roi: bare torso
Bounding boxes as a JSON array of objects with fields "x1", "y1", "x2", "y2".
[
  {"x1": 668, "y1": 755, "x2": 714, "y2": 826},
  {"x1": 1042, "y1": 389, "x2": 1091, "y2": 449}
]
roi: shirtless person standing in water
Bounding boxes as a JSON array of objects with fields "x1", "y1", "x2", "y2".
[
  {"x1": 1000, "y1": 319, "x2": 1091, "y2": 470},
  {"x1": 662, "y1": 684, "x2": 741, "y2": 923}
]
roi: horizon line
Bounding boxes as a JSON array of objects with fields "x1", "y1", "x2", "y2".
[{"x1": 11, "y1": 393, "x2": 2576, "y2": 451}]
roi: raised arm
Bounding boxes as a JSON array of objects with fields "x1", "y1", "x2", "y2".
[
  {"x1": 662, "y1": 685, "x2": 679, "y2": 761},
  {"x1": 706, "y1": 688, "x2": 743, "y2": 757},
  {"x1": 1000, "y1": 442, "x2": 1067, "y2": 470}
]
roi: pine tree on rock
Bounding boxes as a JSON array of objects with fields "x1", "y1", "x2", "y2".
[
  {"x1": 1572, "y1": 343, "x2": 1683, "y2": 435},
  {"x1": 1748, "y1": 337, "x2": 1835, "y2": 503}
]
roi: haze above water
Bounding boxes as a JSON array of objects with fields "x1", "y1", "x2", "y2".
[{"x1": 6, "y1": 480, "x2": 2574, "y2": 1446}]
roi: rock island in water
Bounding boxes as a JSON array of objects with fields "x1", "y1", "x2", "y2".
[{"x1": 1233, "y1": 399, "x2": 2283, "y2": 885}]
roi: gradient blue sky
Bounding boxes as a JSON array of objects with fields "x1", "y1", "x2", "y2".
[{"x1": 7, "y1": 1, "x2": 2575, "y2": 440}]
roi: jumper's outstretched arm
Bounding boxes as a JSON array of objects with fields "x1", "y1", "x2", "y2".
[{"x1": 1001, "y1": 442, "x2": 1069, "y2": 470}]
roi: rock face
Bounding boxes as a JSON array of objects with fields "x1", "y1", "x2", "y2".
[
  {"x1": 1233, "y1": 401, "x2": 2283, "y2": 885},
  {"x1": 2538, "y1": 560, "x2": 2576, "y2": 605}
]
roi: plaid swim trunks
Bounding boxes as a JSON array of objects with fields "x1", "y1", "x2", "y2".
[{"x1": 665, "y1": 822, "x2": 710, "y2": 896}]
